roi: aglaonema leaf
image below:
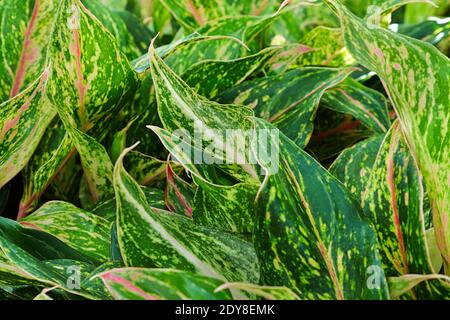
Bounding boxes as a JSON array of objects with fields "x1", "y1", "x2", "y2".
[
  {"x1": 181, "y1": 47, "x2": 282, "y2": 99},
  {"x1": 0, "y1": 0, "x2": 57, "y2": 101},
  {"x1": 253, "y1": 118, "x2": 389, "y2": 300},
  {"x1": 361, "y1": 122, "x2": 450, "y2": 298},
  {"x1": 20, "y1": 201, "x2": 111, "y2": 262},
  {"x1": 113, "y1": 145, "x2": 259, "y2": 287},
  {"x1": 99, "y1": 268, "x2": 233, "y2": 300},
  {"x1": 325, "y1": 0, "x2": 450, "y2": 274},
  {"x1": 220, "y1": 67, "x2": 354, "y2": 148},
  {"x1": 0, "y1": 70, "x2": 55, "y2": 190}
]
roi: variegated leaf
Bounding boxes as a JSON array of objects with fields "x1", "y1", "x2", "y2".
[
  {"x1": 361, "y1": 122, "x2": 450, "y2": 298},
  {"x1": 388, "y1": 274, "x2": 450, "y2": 299},
  {"x1": 321, "y1": 78, "x2": 391, "y2": 133},
  {"x1": 296, "y1": 26, "x2": 352, "y2": 67},
  {"x1": 181, "y1": 47, "x2": 282, "y2": 99},
  {"x1": 114, "y1": 145, "x2": 259, "y2": 286},
  {"x1": 149, "y1": 40, "x2": 257, "y2": 171},
  {"x1": 0, "y1": 0, "x2": 57, "y2": 100},
  {"x1": 165, "y1": 160, "x2": 195, "y2": 217},
  {"x1": 220, "y1": 67, "x2": 354, "y2": 148},
  {"x1": 329, "y1": 135, "x2": 385, "y2": 203},
  {"x1": 0, "y1": 70, "x2": 55, "y2": 190},
  {"x1": 81, "y1": 0, "x2": 141, "y2": 59},
  {"x1": 20, "y1": 201, "x2": 111, "y2": 262},
  {"x1": 100, "y1": 268, "x2": 233, "y2": 300},
  {"x1": 253, "y1": 118, "x2": 388, "y2": 299},
  {"x1": 326, "y1": 0, "x2": 450, "y2": 273},
  {"x1": 159, "y1": 0, "x2": 280, "y2": 30},
  {"x1": 215, "y1": 282, "x2": 301, "y2": 300}
]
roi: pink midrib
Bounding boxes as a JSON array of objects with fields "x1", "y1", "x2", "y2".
[
  {"x1": 102, "y1": 273, "x2": 159, "y2": 300},
  {"x1": 10, "y1": 0, "x2": 40, "y2": 98}
]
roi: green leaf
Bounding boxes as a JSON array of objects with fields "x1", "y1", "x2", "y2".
[
  {"x1": 165, "y1": 160, "x2": 195, "y2": 216},
  {"x1": 159, "y1": 0, "x2": 281, "y2": 31},
  {"x1": 296, "y1": 26, "x2": 352, "y2": 67},
  {"x1": 321, "y1": 78, "x2": 391, "y2": 133},
  {"x1": 0, "y1": 0, "x2": 57, "y2": 100},
  {"x1": 21, "y1": 201, "x2": 111, "y2": 262},
  {"x1": 388, "y1": 274, "x2": 450, "y2": 299},
  {"x1": 220, "y1": 67, "x2": 354, "y2": 148},
  {"x1": 181, "y1": 47, "x2": 282, "y2": 99},
  {"x1": 330, "y1": 135, "x2": 385, "y2": 203},
  {"x1": 0, "y1": 70, "x2": 55, "y2": 190},
  {"x1": 326, "y1": 0, "x2": 450, "y2": 274},
  {"x1": 113, "y1": 145, "x2": 259, "y2": 286},
  {"x1": 215, "y1": 282, "x2": 300, "y2": 300},
  {"x1": 192, "y1": 178, "x2": 258, "y2": 234},
  {"x1": 81, "y1": 0, "x2": 141, "y2": 59},
  {"x1": 100, "y1": 268, "x2": 233, "y2": 300},
  {"x1": 148, "y1": 40, "x2": 257, "y2": 170},
  {"x1": 47, "y1": 0, "x2": 139, "y2": 135},
  {"x1": 253, "y1": 118, "x2": 388, "y2": 300}
]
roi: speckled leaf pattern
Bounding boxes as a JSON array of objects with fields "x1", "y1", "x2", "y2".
[
  {"x1": 67, "y1": 128, "x2": 114, "y2": 203},
  {"x1": 330, "y1": 135, "x2": 385, "y2": 204},
  {"x1": 149, "y1": 41, "x2": 255, "y2": 166},
  {"x1": 361, "y1": 122, "x2": 450, "y2": 298},
  {"x1": 20, "y1": 201, "x2": 111, "y2": 262},
  {"x1": 0, "y1": 0, "x2": 57, "y2": 101},
  {"x1": 47, "y1": 0, "x2": 138, "y2": 134},
  {"x1": 321, "y1": 78, "x2": 391, "y2": 133},
  {"x1": 0, "y1": 70, "x2": 55, "y2": 190},
  {"x1": 163, "y1": 12, "x2": 284, "y2": 75},
  {"x1": 19, "y1": 129, "x2": 74, "y2": 216},
  {"x1": 215, "y1": 282, "x2": 300, "y2": 300},
  {"x1": 181, "y1": 47, "x2": 282, "y2": 99},
  {"x1": 326, "y1": 0, "x2": 450, "y2": 272},
  {"x1": 165, "y1": 160, "x2": 195, "y2": 216},
  {"x1": 81, "y1": 0, "x2": 141, "y2": 59},
  {"x1": 388, "y1": 274, "x2": 450, "y2": 299},
  {"x1": 192, "y1": 178, "x2": 258, "y2": 234},
  {"x1": 220, "y1": 67, "x2": 354, "y2": 148},
  {"x1": 100, "y1": 268, "x2": 233, "y2": 300},
  {"x1": 296, "y1": 26, "x2": 351, "y2": 67},
  {"x1": 159, "y1": 0, "x2": 279, "y2": 30},
  {"x1": 114, "y1": 146, "x2": 259, "y2": 285},
  {"x1": 253, "y1": 118, "x2": 388, "y2": 300}
]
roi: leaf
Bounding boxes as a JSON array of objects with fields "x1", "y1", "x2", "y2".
[
  {"x1": 92, "y1": 186, "x2": 167, "y2": 221},
  {"x1": 296, "y1": 26, "x2": 352, "y2": 67},
  {"x1": 20, "y1": 201, "x2": 111, "y2": 262},
  {"x1": 215, "y1": 282, "x2": 300, "y2": 300},
  {"x1": 220, "y1": 67, "x2": 354, "y2": 148},
  {"x1": 0, "y1": 0, "x2": 57, "y2": 100},
  {"x1": 100, "y1": 268, "x2": 233, "y2": 300},
  {"x1": 81, "y1": 0, "x2": 141, "y2": 59},
  {"x1": 67, "y1": 128, "x2": 114, "y2": 203},
  {"x1": 165, "y1": 160, "x2": 195, "y2": 216},
  {"x1": 360, "y1": 122, "x2": 450, "y2": 298},
  {"x1": 326, "y1": 0, "x2": 450, "y2": 274},
  {"x1": 159, "y1": 0, "x2": 280, "y2": 31},
  {"x1": 329, "y1": 135, "x2": 385, "y2": 203},
  {"x1": 148, "y1": 40, "x2": 257, "y2": 170},
  {"x1": 253, "y1": 118, "x2": 388, "y2": 300},
  {"x1": 113, "y1": 145, "x2": 259, "y2": 286},
  {"x1": 19, "y1": 128, "x2": 74, "y2": 216},
  {"x1": 388, "y1": 274, "x2": 450, "y2": 299},
  {"x1": 47, "y1": 0, "x2": 139, "y2": 135},
  {"x1": 321, "y1": 78, "x2": 391, "y2": 133},
  {"x1": 0, "y1": 69, "x2": 55, "y2": 190},
  {"x1": 181, "y1": 47, "x2": 282, "y2": 99},
  {"x1": 163, "y1": 11, "x2": 285, "y2": 75},
  {"x1": 192, "y1": 178, "x2": 258, "y2": 234}
]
